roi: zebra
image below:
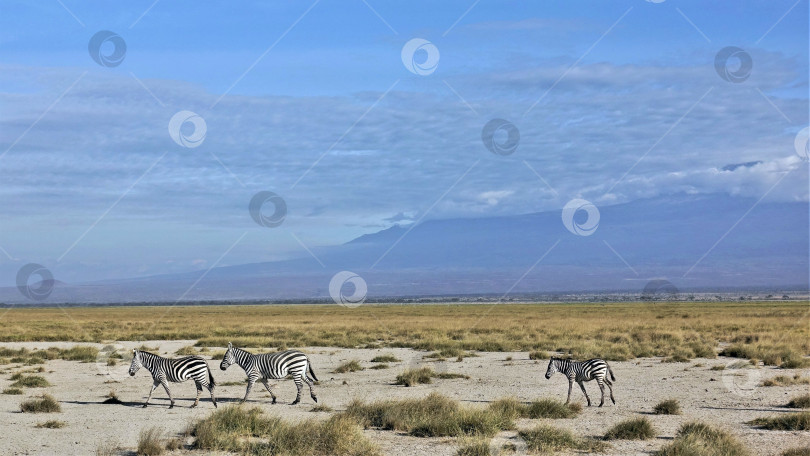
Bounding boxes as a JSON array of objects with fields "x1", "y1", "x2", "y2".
[
  {"x1": 544, "y1": 356, "x2": 616, "y2": 407},
  {"x1": 128, "y1": 349, "x2": 217, "y2": 409},
  {"x1": 219, "y1": 342, "x2": 318, "y2": 405}
]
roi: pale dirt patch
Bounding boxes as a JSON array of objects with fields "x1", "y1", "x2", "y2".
[{"x1": 0, "y1": 341, "x2": 807, "y2": 455}]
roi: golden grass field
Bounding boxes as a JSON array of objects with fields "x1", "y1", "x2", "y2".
[{"x1": 0, "y1": 301, "x2": 807, "y2": 366}]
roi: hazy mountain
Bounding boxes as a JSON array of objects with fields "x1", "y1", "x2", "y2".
[{"x1": 1, "y1": 193, "x2": 807, "y2": 304}]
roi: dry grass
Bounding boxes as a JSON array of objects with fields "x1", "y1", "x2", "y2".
[
  {"x1": 0, "y1": 302, "x2": 804, "y2": 363},
  {"x1": 488, "y1": 397, "x2": 581, "y2": 420},
  {"x1": 528, "y1": 350, "x2": 549, "y2": 360},
  {"x1": 786, "y1": 394, "x2": 810, "y2": 409},
  {"x1": 2, "y1": 387, "x2": 23, "y2": 395},
  {"x1": 654, "y1": 422, "x2": 749, "y2": 456},
  {"x1": 95, "y1": 439, "x2": 120, "y2": 456},
  {"x1": 370, "y1": 354, "x2": 400, "y2": 363},
  {"x1": 310, "y1": 404, "x2": 334, "y2": 412},
  {"x1": 519, "y1": 425, "x2": 608, "y2": 454},
  {"x1": 334, "y1": 360, "x2": 364, "y2": 373},
  {"x1": 20, "y1": 394, "x2": 61, "y2": 413},
  {"x1": 604, "y1": 417, "x2": 656, "y2": 440},
  {"x1": 653, "y1": 399, "x2": 681, "y2": 415},
  {"x1": 762, "y1": 374, "x2": 810, "y2": 387},
  {"x1": 10, "y1": 373, "x2": 50, "y2": 388},
  {"x1": 174, "y1": 345, "x2": 198, "y2": 356},
  {"x1": 343, "y1": 392, "x2": 513, "y2": 438},
  {"x1": 192, "y1": 405, "x2": 379, "y2": 455},
  {"x1": 455, "y1": 439, "x2": 490, "y2": 456},
  {"x1": 748, "y1": 412, "x2": 810, "y2": 431},
  {"x1": 35, "y1": 420, "x2": 66, "y2": 429},
  {"x1": 781, "y1": 449, "x2": 810, "y2": 456},
  {"x1": 369, "y1": 364, "x2": 389, "y2": 370},
  {"x1": 394, "y1": 367, "x2": 469, "y2": 386},
  {"x1": 0, "y1": 346, "x2": 99, "y2": 365},
  {"x1": 137, "y1": 426, "x2": 165, "y2": 456}
]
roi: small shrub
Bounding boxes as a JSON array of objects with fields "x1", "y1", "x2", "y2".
[
  {"x1": 435, "y1": 372, "x2": 470, "y2": 380},
  {"x1": 653, "y1": 399, "x2": 681, "y2": 415},
  {"x1": 370, "y1": 354, "x2": 399, "y2": 363},
  {"x1": 524, "y1": 399, "x2": 581, "y2": 419},
  {"x1": 369, "y1": 364, "x2": 389, "y2": 370},
  {"x1": 175, "y1": 346, "x2": 198, "y2": 356},
  {"x1": 604, "y1": 417, "x2": 656, "y2": 440},
  {"x1": 334, "y1": 360, "x2": 364, "y2": 373},
  {"x1": 710, "y1": 365, "x2": 726, "y2": 371},
  {"x1": 748, "y1": 411, "x2": 810, "y2": 430},
  {"x1": 2, "y1": 387, "x2": 23, "y2": 395},
  {"x1": 137, "y1": 426, "x2": 165, "y2": 455},
  {"x1": 781, "y1": 448, "x2": 810, "y2": 456},
  {"x1": 20, "y1": 394, "x2": 61, "y2": 413},
  {"x1": 95, "y1": 439, "x2": 120, "y2": 456},
  {"x1": 36, "y1": 420, "x2": 65, "y2": 429},
  {"x1": 456, "y1": 439, "x2": 490, "y2": 456},
  {"x1": 786, "y1": 394, "x2": 810, "y2": 409},
  {"x1": 311, "y1": 404, "x2": 334, "y2": 412},
  {"x1": 10, "y1": 374, "x2": 50, "y2": 388},
  {"x1": 59, "y1": 346, "x2": 99, "y2": 362},
  {"x1": 528, "y1": 351, "x2": 549, "y2": 360},
  {"x1": 654, "y1": 421, "x2": 748, "y2": 456},
  {"x1": 520, "y1": 425, "x2": 607, "y2": 453},
  {"x1": 395, "y1": 367, "x2": 434, "y2": 386},
  {"x1": 762, "y1": 374, "x2": 810, "y2": 387}
]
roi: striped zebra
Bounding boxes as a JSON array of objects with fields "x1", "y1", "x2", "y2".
[
  {"x1": 544, "y1": 356, "x2": 616, "y2": 407},
  {"x1": 128, "y1": 349, "x2": 217, "y2": 409},
  {"x1": 219, "y1": 343, "x2": 318, "y2": 405}
]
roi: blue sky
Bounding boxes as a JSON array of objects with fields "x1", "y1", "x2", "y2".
[{"x1": 0, "y1": 0, "x2": 807, "y2": 285}]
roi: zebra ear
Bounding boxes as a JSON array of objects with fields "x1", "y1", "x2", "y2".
[{"x1": 228, "y1": 342, "x2": 232, "y2": 348}]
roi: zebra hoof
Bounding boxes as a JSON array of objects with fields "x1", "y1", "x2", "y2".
[
  {"x1": 312, "y1": 396, "x2": 318, "y2": 403},
  {"x1": 142, "y1": 404, "x2": 148, "y2": 408},
  {"x1": 291, "y1": 401, "x2": 300, "y2": 406}
]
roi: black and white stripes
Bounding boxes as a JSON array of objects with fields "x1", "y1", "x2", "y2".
[
  {"x1": 129, "y1": 349, "x2": 217, "y2": 409},
  {"x1": 220, "y1": 343, "x2": 319, "y2": 405},
  {"x1": 545, "y1": 356, "x2": 616, "y2": 407}
]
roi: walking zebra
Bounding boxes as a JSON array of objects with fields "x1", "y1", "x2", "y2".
[
  {"x1": 219, "y1": 343, "x2": 318, "y2": 405},
  {"x1": 544, "y1": 356, "x2": 616, "y2": 407},
  {"x1": 128, "y1": 349, "x2": 217, "y2": 409}
]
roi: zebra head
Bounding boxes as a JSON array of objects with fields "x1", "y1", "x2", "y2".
[
  {"x1": 129, "y1": 349, "x2": 142, "y2": 376},
  {"x1": 220, "y1": 342, "x2": 235, "y2": 371},
  {"x1": 544, "y1": 357, "x2": 558, "y2": 379}
]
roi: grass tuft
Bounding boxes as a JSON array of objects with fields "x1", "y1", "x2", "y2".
[
  {"x1": 369, "y1": 364, "x2": 389, "y2": 370},
  {"x1": 10, "y1": 374, "x2": 50, "y2": 388},
  {"x1": 174, "y1": 345, "x2": 198, "y2": 356},
  {"x1": 486, "y1": 397, "x2": 581, "y2": 420},
  {"x1": 762, "y1": 374, "x2": 810, "y2": 387},
  {"x1": 781, "y1": 448, "x2": 810, "y2": 456},
  {"x1": 334, "y1": 360, "x2": 364, "y2": 373},
  {"x1": 654, "y1": 422, "x2": 749, "y2": 456},
  {"x1": 137, "y1": 426, "x2": 165, "y2": 456},
  {"x1": 395, "y1": 367, "x2": 434, "y2": 386},
  {"x1": 36, "y1": 420, "x2": 65, "y2": 429},
  {"x1": 604, "y1": 417, "x2": 656, "y2": 440},
  {"x1": 456, "y1": 439, "x2": 491, "y2": 456},
  {"x1": 748, "y1": 412, "x2": 810, "y2": 431},
  {"x1": 370, "y1": 354, "x2": 399, "y2": 363},
  {"x1": 20, "y1": 394, "x2": 61, "y2": 413},
  {"x1": 786, "y1": 394, "x2": 810, "y2": 409},
  {"x1": 528, "y1": 350, "x2": 549, "y2": 360},
  {"x1": 311, "y1": 404, "x2": 334, "y2": 412},
  {"x1": 2, "y1": 387, "x2": 23, "y2": 395},
  {"x1": 653, "y1": 399, "x2": 681, "y2": 415},
  {"x1": 520, "y1": 425, "x2": 608, "y2": 453}
]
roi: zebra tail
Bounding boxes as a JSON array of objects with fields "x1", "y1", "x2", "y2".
[
  {"x1": 208, "y1": 365, "x2": 216, "y2": 387},
  {"x1": 606, "y1": 361, "x2": 616, "y2": 381},
  {"x1": 308, "y1": 359, "x2": 319, "y2": 382}
]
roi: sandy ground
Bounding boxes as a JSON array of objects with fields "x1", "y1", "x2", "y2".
[{"x1": 0, "y1": 341, "x2": 807, "y2": 455}]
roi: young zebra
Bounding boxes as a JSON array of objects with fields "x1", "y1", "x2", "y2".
[
  {"x1": 544, "y1": 356, "x2": 616, "y2": 407},
  {"x1": 129, "y1": 349, "x2": 217, "y2": 409},
  {"x1": 219, "y1": 343, "x2": 318, "y2": 405}
]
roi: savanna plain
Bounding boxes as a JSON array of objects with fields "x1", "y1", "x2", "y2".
[{"x1": 0, "y1": 301, "x2": 808, "y2": 455}]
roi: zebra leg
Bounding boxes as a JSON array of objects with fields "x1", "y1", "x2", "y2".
[
  {"x1": 241, "y1": 379, "x2": 255, "y2": 404},
  {"x1": 291, "y1": 376, "x2": 303, "y2": 405},
  {"x1": 597, "y1": 380, "x2": 605, "y2": 407},
  {"x1": 260, "y1": 379, "x2": 277, "y2": 404},
  {"x1": 578, "y1": 381, "x2": 591, "y2": 407},
  {"x1": 208, "y1": 382, "x2": 217, "y2": 408},
  {"x1": 607, "y1": 381, "x2": 615, "y2": 405},
  {"x1": 304, "y1": 375, "x2": 317, "y2": 403},
  {"x1": 143, "y1": 380, "x2": 160, "y2": 408},
  {"x1": 192, "y1": 382, "x2": 202, "y2": 408},
  {"x1": 161, "y1": 380, "x2": 175, "y2": 409},
  {"x1": 565, "y1": 379, "x2": 573, "y2": 404}
]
